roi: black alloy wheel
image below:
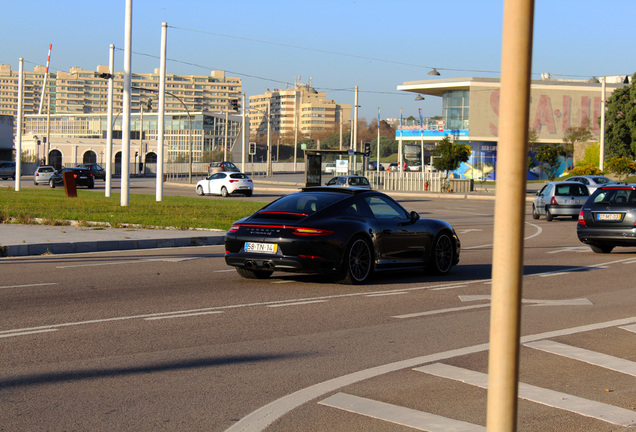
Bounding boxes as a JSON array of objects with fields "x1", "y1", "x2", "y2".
[
  {"x1": 336, "y1": 237, "x2": 373, "y2": 284},
  {"x1": 429, "y1": 232, "x2": 454, "y2": 275}
]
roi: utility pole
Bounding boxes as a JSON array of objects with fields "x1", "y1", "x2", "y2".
[
  {"x1": 352, "y1": 86, "x2": 358, "y2": 174},
  {"x1": 156, "y1": 22, "x2": 167, "y2": 202},
  {"x1": 121, "y1": 0, "x2": 133, "y2": 206},
  {"x1": 15, "y1": 58, "x2": 24, "y2": 192},
  {"x1": 105, "y1": 44, "x2": 114, "y2": 197}
]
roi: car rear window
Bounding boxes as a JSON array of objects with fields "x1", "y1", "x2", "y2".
[
  {"x1": 254, "y1": 192, "x2": 346, "y2": 219},
  {"x1": 555, "y1": 184, "x2": 588, "y2": 196},
  {"x1": 229, "y1": 173, "x2": 249, "y2": 179},
  {"x1": 591, "y1": 188, "x2": 636, "y2": 205}
]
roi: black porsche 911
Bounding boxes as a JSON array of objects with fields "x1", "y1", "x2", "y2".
[{"x1": 224, "y1": 187, "x2": 461, "y2": 284}]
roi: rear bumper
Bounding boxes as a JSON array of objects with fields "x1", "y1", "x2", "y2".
[
  {"x1": 577, "y1": 226, "x2": 636, "y2": 246},
  {"x1": 547, "y1": 204, "x2": 582, "y2": 216}
]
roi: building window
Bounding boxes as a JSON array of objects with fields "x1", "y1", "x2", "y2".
[{"x1": 442, "y1": 90, "x2": 469, "y2": 130}]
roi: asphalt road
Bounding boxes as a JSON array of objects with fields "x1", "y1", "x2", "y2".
[{"x1": 2, "y1": 191, "x2": 635, "y2": 431}]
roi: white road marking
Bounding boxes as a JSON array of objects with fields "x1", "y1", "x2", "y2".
[
  {"x1": 214, "y1": 269, "x2": 236, "y2": 273},
  {"x1": 267, "y1": 300, "x2": 328, "y2": 308},
  {"x1": 547, "y1": 246, "x2": 591, "y2": 254},
  {"x1": 393, "y1": 304, "x2": 490, "y2": 319},
  {"x1": 319, "y1": 392, "x2": 485, "y2": 432},
  {"x1": 366, "y1": 291, "x2": 408, "y2": 297},
  {"x1": 226, "y1": 316, "x2": 636, "y2": 432},
  {"x1": 458, "y1": 228, "x2": 483, "y2": 234},
  {"x1": 524, "y1": 340, "x2": 636, "y2": 377},
  {"x1": 415, "y1": 363, "x2": 636, "y2": 427},
  {"x1": 459, "y1": 295, "x2": 593, "y2": 307},
  {"x1": 144, "y1": 311, "x2": 223, "y2": 320},
  {"x1": 620, "y1": 324, "x2": 636, "y2": 334},
  {"x1": 463, "y1": 222, "x2": 541, "y2": 250},
  {"x1": 0, "y1": 329, "x2": 58, "y2": 339},
  {"x1": 56, "y1": 257, "x2": 202, "y2": 268},
  {"x1": 0, "y1": 283, "x2": 58, "y2": 290}
]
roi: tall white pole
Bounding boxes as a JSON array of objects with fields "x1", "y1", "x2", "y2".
[
  {"x1": 241, "y1": 92, "x2": 246, "y2": 172},
  {"x1": 15, "y1": 58, "x2": 24, "y2": 192},
  {"x1": 121, "y1": 0, "x2": 133, "y2": 206},
  {"x1": 156, "y1": 22, "x2": 167, "y2": 201},
  {"x1": 105, "y1": 44, "x2": 114, "y2": 197},
  {"x1": 352, "y1": 86, "x2": 358, "y2": 174},
  {"x1": 267, "y1": 102, "x2": 272, "y2": 177},
  {"x1": 38, "y1": 44, "x2": 52, "y2": 115},
  {"x1": 599, "y1": 76, "x2": 606, "y2": 172},
  {"x1": 377, "y1": 107, "x2": 381, "y2": 173}
]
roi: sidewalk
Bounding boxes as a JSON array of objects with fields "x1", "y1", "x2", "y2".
[{"x1": 0, "y1": 223, "x2": 225, "y2": 258}]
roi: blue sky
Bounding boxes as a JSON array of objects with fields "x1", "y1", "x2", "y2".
[{"x1": 3, "y1": 0, "x2": 634, "y2": 121}]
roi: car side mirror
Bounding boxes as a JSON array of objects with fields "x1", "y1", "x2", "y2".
[{"x1": 410, "y1": 211, "x2": 420, "y2": 222}]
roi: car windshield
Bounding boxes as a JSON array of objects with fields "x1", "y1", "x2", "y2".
[
  {"x1": 592, "y1": 177, "x2": 612, "y2": 185},
  {"x1": 591, "y1": 188, "x2": 636, "y2": 205},
  {"x1": 254, "y1": 192, "x2": 346, "y2": 219}
]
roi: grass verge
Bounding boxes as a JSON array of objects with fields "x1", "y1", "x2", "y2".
[{"x1": 0, "y1": 187, "x2": 266, "y2": 231}]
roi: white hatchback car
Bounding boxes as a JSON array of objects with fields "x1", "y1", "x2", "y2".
[
  {"x1": 196, "y1": 172, "x2": 253, "y2": 197},
  {"x1": 33, "y1": 165, "x2": 56, "y2": 185},
  {"x1": 566, "y1": 175, "x2": 614, "y2": 194}
]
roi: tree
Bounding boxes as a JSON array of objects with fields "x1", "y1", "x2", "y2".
[
  {"x1": 535, "y1": 144, "x2": 565, "y2": 180},
  {"x1": 432, "y1": 138, "x2": 471, "y2": 178},
  {"x1": 605, "y1": 156, "x2": 636, "y2": 180},
  {"x1": 605, "y1": 73, "x2": 636, "y2": 159},
  {"x1": 562, "y1": 118, "x2": 593, "y2": 160}
]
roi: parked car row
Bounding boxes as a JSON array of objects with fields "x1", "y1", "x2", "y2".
[{"x1": 531, "y1": 175, "x2": 636, "y2": 254}]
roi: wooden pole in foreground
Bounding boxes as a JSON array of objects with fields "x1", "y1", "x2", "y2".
[{"x1": 486, "y1": 0, "x2": 535, "y2": 430}]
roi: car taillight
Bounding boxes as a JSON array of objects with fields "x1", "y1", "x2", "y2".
[
  {"x1": 229, "y1": 180, "x2": 238, "y2": 183},
  {"x1": 550, "y1": 197, "x2": 558, "y2": 205},
  {"x1": 292, "y1": 227, "x2": 334, "y2": 236},
  {"x1": 578, "y1": 210, "x2": 585, "y2": 226},
  {"x1": 229, "y1": 224, "x2": 241, "y2": 232},
  {"x1": 73, "y1": 174, "x2": 78, "y2": 179}
]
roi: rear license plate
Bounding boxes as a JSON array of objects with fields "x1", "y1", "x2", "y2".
[
  {"x1": 597, "y1": 213, "x2": 622, "y2": 221},
  {"x1": 245, "y1": 242, "x2": 278, "y2": 254}
]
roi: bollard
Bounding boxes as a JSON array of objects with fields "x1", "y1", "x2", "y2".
[{"x1": 63, "y1": 171, "x2": 77, "y2": 197}]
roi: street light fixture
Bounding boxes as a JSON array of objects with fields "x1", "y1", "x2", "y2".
[{"x1": 428, "y1": 68, "x2": 441, "y2": 76}]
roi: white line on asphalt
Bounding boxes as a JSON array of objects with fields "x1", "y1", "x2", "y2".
[
  {"x1": 0, "y1": 283, "x2": 58, "y2": 290},
  {"x1": 524, "y1": 340, "x2": 636, "y2": 377},
  {"x1": 144, "y1": 311, "x2": 223, "y2": 320},
  {"x1": 463, "y1": 221, "x2": 541, "y2": 250},
  {"x1": 459, "y1": 295, "x2": 594, "y2": 307},
  {"x1": 56, "y1": 257, "x2": 202, "y2": 268},
  {"x1": 319, "y1": 392, "x2": 485, "y2": 432},
  {"x1": 225, "y1": 316, "x2": 636, "y2": 432},
  {"x1": 393, "y1": 304, "x2": 490, "y2": 319},
  {"x1": 0, "y1": 329, "x2": 58, "y2": 339},
  {"x1": 214, "y1": 269, "x2": 236, "y2": 273},
  {"x1": 267, "y1": 300, "x2": 328, "y2": 308},
  {"x1": 366, "y1": 291, "x2": 408, "y2": 297},
  {"x1": 415, "y1": 363, "x2": 636, "y2": 426},
  {"x1": 620, "y1": 324, "x2": 636, "y2": 334}
]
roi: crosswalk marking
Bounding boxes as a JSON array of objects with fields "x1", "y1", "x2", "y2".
[
  {"x1": 319, "y1": 392, "x2": 485, "y2": 432},
  {"x1": 414, "y1": 363, "x2": 636, "y2": 427},
  {"x1": 620, "y1": 324, "x2": 636, "y2": 334},
  {"x1": 524, "y1": 340, "x2": 636, "y2": 377}
]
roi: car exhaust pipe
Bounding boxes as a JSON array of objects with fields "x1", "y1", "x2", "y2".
[
  {"x1": 245, "y1": 260, "x2": 255, "y2": 268},
  {"x1": 262, "y1": 261, "x2": 274, "y2": 269}
]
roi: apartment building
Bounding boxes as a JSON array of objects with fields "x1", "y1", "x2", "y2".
[
  {"x1": 0, "y1": 64, "x2": 242, "y2": 116},
  {"x1": 249, "y1": 80, "x2": 351, "y2": 143}
]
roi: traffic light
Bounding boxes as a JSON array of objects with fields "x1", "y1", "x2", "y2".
[
  {"x1": 230, "y1": 99, "x2": 240, "y2": 112},
  {"x1": 249, "y1": 142, "x2": 256, "y2": 155},
  {"x1": 363, "y1": 142, "x2": 371, "y2": 157}
]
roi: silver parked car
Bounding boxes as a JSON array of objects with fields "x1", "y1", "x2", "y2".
[
  {"x1": 532, "y1": 181, "x2": 589, "y2": 221},
  {"x1": 0, "y1": 161, "x2": 16, "y2": 180},
  {"x1": 325, "y1": 175, "x2": 372, "y2": 189},
  {"x1": 33, "y1": 165, "x2": 55, "y2": 185},
  {"x1": 566, "y1": 175, "x2": 614, "y2": 194}
]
